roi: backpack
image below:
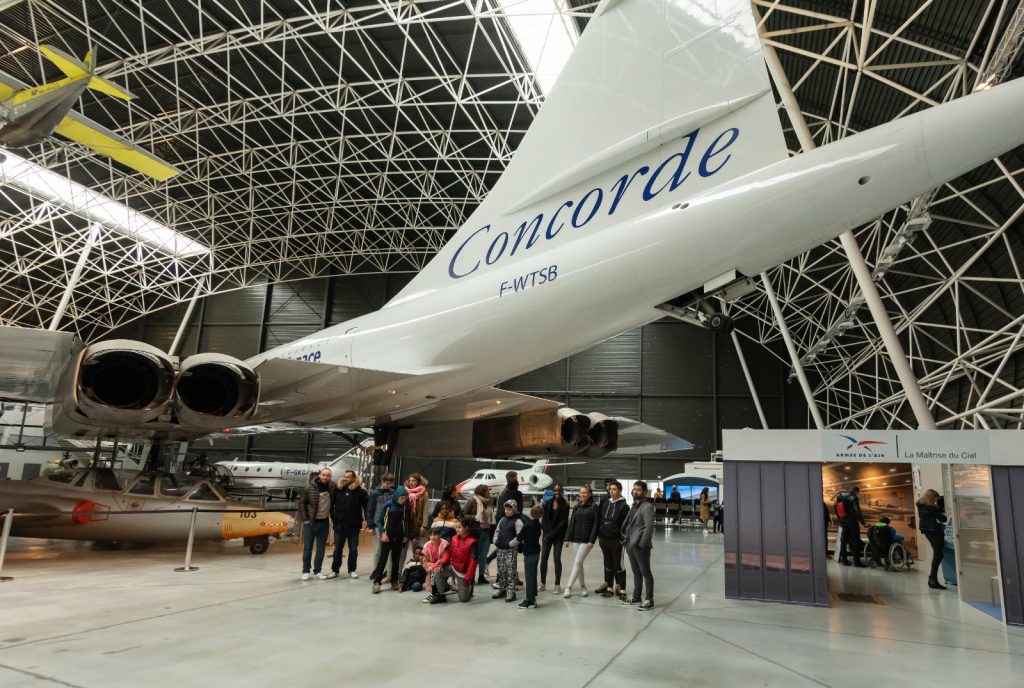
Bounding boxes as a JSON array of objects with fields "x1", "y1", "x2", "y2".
[{"x1": 835, "y1": 493, "x2": 852, "y2": 519}]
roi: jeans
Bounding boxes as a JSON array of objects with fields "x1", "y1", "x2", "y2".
[
  {"x1": 924, "y1": 530, "x2": 945, "y2": 582},
  {"x1": 626, "y1": 545, "x2": 653, "y2": 603},
  {"x1": 331, "y1": 525, "x2": 360, "y2": 574},
  {"x1": 565, "y1": 541, "x2": 592, "y2": 591},
  {"x1": 371, "y1": 533, "x2": 389, "y2": 578},
  {"x1": 599, "y1": 536, "x2": 626, "y2": 590},
  {"x1": 524, "y1": 552, "x2": 539, "y2": 602},
  {"x1": 540, "y1": 537, "x2": 564, "y2": 585},
  {"x1": 432, "y1": 565, "x2": 474, "y2": 602},
  {"x1": 302, "y1": 520, "x2": 330, "y2": 574},
  {"x1": 476, "y1": 528, "x2": 493, "y2": 580},
  {"x1": 371, "y1": 538, "x2": 404, "y2": 585},
  {"x1": 839, "y1": 523, "x2": 862, "y2": 563}
]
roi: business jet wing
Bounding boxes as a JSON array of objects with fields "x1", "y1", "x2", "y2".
[{"x1": 0, "y1": 325, "x2": 80, "y2": 403}]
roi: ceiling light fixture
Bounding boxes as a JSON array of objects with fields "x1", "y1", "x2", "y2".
[{"x1": 0, "y1": 150, "x2": 208, "y2": 257}]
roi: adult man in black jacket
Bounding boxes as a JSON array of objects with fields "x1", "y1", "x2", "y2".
[
  {"x1": 596, "y1": 480, "x2": 629, "y2": 597},
  {"x1": 329, "y1": 470, "x2": 368, "y2": 579},
  {"x1": 835, "y1": 486, "x2": 866, "y2": 567}
]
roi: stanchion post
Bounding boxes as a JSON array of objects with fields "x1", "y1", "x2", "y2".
[
  {"x1": 175, "y1": 507, "x2": 200, "y2": 573},
  {"x1": 0, "y1": 508, "x2": 14, "y2": 582}
]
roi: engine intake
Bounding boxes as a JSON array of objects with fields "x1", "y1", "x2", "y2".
[
  {"x1": 74, "y1": 340, "x2": 175, "y2": 424},
  {"x1": 175, "y1": 353, "x2": 259, "y2": 430},
  {"x1": 583, "y1": 412, "x2": 619, "y2": 459}
]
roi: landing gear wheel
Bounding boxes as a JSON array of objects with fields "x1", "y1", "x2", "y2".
[
  {"x1": 248, "y1": 537, "x2": 270, "y2": 555},
  {"x1": 707, "y1": 313, "x2": 734, "y2": 334}
]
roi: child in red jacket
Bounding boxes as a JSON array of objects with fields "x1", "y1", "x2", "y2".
[{"x1": 429, "y1": 519, "x2": 478, "y2": 604}]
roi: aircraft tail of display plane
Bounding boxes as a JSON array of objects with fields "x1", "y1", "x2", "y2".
[
  {"x1": 0, "y1": 44, "x2": 179, "y2": 180},
  {"x1": 2, "y1": 0, "x2": 1024, "y2": 461}
]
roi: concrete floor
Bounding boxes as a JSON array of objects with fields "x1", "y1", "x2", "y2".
[{"x1": 1, "y1": 528, "x2": 1023, "y2": 688}]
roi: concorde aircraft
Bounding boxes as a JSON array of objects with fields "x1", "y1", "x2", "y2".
[
  {"x1": 0, "y1": 45, "x2": 179, "y2": 180},
  {"x1": 2, "y1": 0, "x2": 1024, "y2": 465}
]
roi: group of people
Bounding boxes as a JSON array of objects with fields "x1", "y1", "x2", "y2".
[
  {"x1": 298, "y1": 469, "x2": 657, "y2": 611},
  {"x1": 831, "y1": 484, "x2": 950, "y2": 590},
  {"x1": 651, "y1": 485, "x2": 722, "y2": 533}
]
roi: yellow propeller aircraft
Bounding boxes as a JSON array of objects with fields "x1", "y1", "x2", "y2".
[{"x1": 0, "y1": 45, "x2": 179, "y2": 180}]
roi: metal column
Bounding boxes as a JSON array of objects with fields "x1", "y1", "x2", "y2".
[
  {"x1": 759, "y1": 32, "x2": 937, "y2": 430},
  {"x1": 48, "y1": 224, "x2": 100, "y2": 332},
  {"x1": 168, "y1": 279, "x2": 206, "y2": 357}
]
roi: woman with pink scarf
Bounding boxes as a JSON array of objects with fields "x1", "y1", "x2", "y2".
[{"x1": 405, "y1": 473, "x2": 431, "y2": 555}]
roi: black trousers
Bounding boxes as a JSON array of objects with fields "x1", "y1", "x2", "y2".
[
  {"x1": 839, "y1": 523, "x2": 862, "y2": 563},
  {"x1": 540, "y1": 537, "x2": 564, "y2": 585},
  {"x1": 371, "y1": 538, "x2": 403, "y2": 584},
  {"x1": 924, "y1": 530, "x2": 945, "y2": 582},
  {"x1": 626, "y1": 545, "x2": 653, "y2": 603},
  {"x1": 599, "y1": 536, "x2": 626, "y2": 589}
]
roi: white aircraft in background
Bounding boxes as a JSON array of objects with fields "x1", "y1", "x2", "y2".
[
  {"x1": 456, "y1": 459, "x2": 561, "y2": 499},
  {"x1": 210, "y1": 441, "x2": 371, "y2": 496},
  {"x1": 3, "y1": 0, "x2": 1024, "y2": 467}
]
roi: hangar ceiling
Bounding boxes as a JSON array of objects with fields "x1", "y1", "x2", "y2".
[{"x1": 1, "y1": 0, "x2": 1024, "y2": 432}]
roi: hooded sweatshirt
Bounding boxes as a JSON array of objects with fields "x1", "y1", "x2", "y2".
[
  {"x1": 377, "y1": 486, "x2": 412, "y2": 540},
  {"x1": 332, "y1": 475, "x2": 369, "y2": 529},
  {"x1": 598, "y1": 495, "x2": 629, "y2": 539}
]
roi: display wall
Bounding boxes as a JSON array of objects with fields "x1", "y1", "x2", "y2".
[{"x1": 109, "y1": 274, "x2": 812, "y2": 488}]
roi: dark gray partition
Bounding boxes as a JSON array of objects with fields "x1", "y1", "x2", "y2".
[
  {"x1": 992, "y1": 466, "x2": 1024, "y2": 626},
  {"x1": 724, "y1": 460, "x2": 828, "y2": 606}
]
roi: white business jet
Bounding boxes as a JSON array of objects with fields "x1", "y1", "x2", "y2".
[
  {"x1": 213, "y1": 441, "x2": 371, "y2": 496},
  {"x1": 2, "y1": 0, "x2": 1023, "y2": 466}
]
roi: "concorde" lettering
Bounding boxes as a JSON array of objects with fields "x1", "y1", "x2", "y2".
[{"x1": 447, "y1": 126, "x2": 740, "y2": 279}]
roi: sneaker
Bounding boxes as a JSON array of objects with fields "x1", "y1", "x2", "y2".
[
  {"x1": 505, "y1": 593, "x2": 517, "y2": 603},
  {"x1": 538, "y1": 584, "x2": 546, "y2": 593},
  {"x1": 492, "y1": 589, "x2": 506, "y2": 599},
  {"x1": 491, "y1": 582, "x2": 501, "y2": 589},
  {"x1": 637, "y1": 600, "x2": 654, "y2": 611},
  {"x1": 301, "y1": 573, "x2": 311, "y2": 581},
  {"x1": 315, "y1": 573, "x2": 329, "y2": 580},
  {"x1": 620, "y1": 597, "x2": 640, "y2": 606},
  {"x1": 324, "y1": 571, "x2": 338, "y2": 579},
  {"x1": 429, "y1": 594, "x2": 447, "y2": 604},
  {"x1": 581, "y1": 587, "x2": 588, "y2": 598},
  {"x1": 390, "y1": 582, "x2": 401, "y2": 591},
  {"x1": 553, "y1": 586, "x2": 562, "y2": 594},
  {"x1": 563, "y1": 588, "x2": 571, "y2": 599},
  {"x1": 703, "y1": 529, "x2": 709, "y2": 535},
  {"x1": 372, "y1": 582, "x2": 381, "y2": 594},
  {"x1": 595, "y1": 583, "x2": 609, "y2": 594},
  {"x1": 348, "y1": 571, "x2": 359, "y2": 579},
  {"x1": 422, "y1": 595, "x2": 434, "y2": 604},
  {"x1": 517, "y1": 599, "x2": 538, "y2": 609},
  {"x1": 600, "y1": 590, "x2": 615, "y2": 598}
]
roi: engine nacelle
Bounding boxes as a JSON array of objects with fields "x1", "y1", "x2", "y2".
[
  {"x1": 582, "y1": 412, "x2": 619, "y2": 459},
  {"x1": 68, "y1": 340, "x2": 176, "y2": 425},
  {"x1": 471, "y1": 408, "x2": 593, "y2": 457},
  {"x1": 174, "y1": 353, "x2": 259, "y2": 430}
]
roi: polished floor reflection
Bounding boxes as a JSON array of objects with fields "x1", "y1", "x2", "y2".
[{"x1": 1, "y1": 528, "x2": 1022, "y2": 687}]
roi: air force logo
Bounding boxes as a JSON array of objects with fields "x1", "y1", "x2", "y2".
[{"x1": 839, "y1": 435, "x2": 888, "y2": 452}]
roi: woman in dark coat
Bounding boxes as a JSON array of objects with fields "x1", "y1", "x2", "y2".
[{"x1": 917, "y1": 488, "x2": 949, "y2": 590}]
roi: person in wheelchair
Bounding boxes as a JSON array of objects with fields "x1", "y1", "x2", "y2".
[{"x1": 866, "y1": 516, "x2": 909, "y2": 570}]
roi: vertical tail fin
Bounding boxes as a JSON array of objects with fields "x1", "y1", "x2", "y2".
[
  {"x1": 39, "y1": 44, "x2": 135, "y2": 101},
  {"x1": 391, "y1": 0, "x2": 788, "y2": 302}
]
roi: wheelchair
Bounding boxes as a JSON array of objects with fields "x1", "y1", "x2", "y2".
[{"x1": 862, "y1": 525, "x2": 913, "y2": 572}]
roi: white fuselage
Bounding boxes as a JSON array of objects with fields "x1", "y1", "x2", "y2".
[{"x1": 248, "y1": 76, "x2": 1024, "y2": 431}]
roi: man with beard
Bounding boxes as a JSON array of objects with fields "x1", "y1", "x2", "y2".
[{"x1": 329, "y1": 470, "x2": 368, "y2": 579}]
